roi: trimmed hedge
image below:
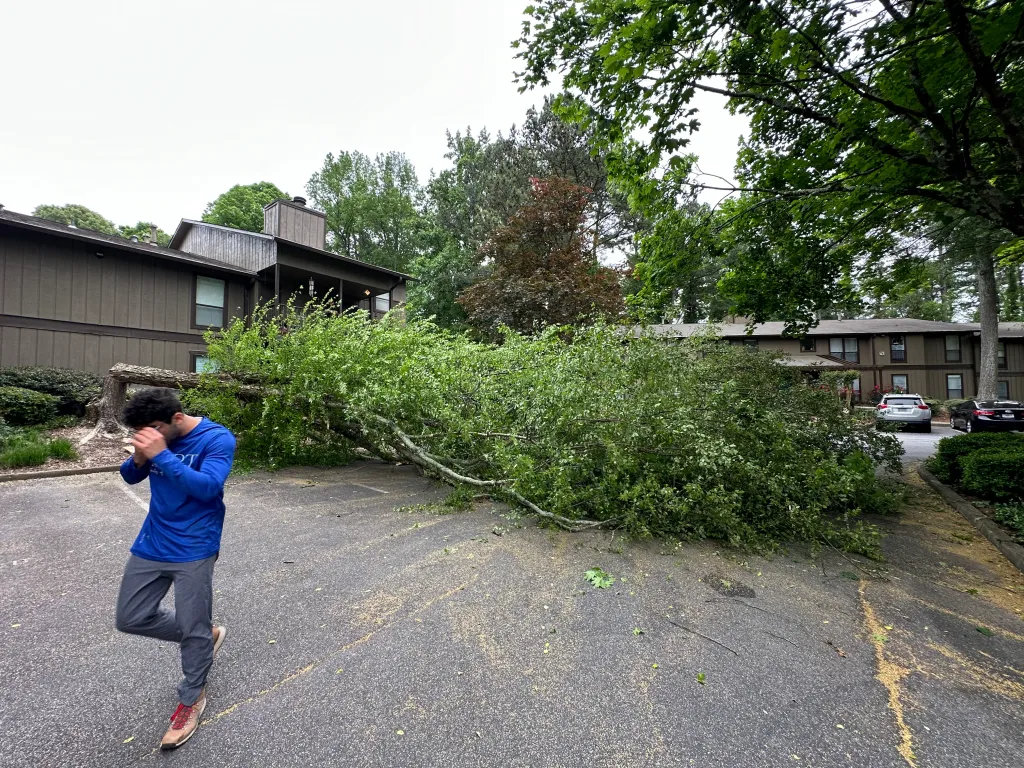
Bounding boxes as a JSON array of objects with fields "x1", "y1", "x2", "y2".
[
  {"x1": 0, "y1": 367, "x2": 101, "y2": 416},
  {"x1": 927, "y1": 432, "x2": 1024, "y2": 484},
  {"x1": 0, "y1": 386, "x2": 60, "y2": 426},
  {"x1": 961, "y1": 450, "x2": 1024, "y2": 502}
]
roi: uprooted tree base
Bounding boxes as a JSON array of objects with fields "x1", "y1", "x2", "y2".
[{"x1": 87, "y1": 363, "x2": 608, "y2": 531}]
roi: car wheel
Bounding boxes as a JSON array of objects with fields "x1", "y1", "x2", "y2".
[
  {"x1": 921, "y1": 422, "x2": 932, "y2": 433},
  {"x1": 965, "y1": 419, "x2": 974, "y2": 433}
]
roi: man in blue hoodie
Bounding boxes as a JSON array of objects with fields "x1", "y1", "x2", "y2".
[{"x1": 115, "y1": 387, "x2": 236, "y2": 749}]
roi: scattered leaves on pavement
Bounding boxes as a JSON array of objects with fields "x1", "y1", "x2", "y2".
[
  {"x1": 976, "y1": 626, "x2": 994, "y2": 636},
  {"x1": 697, "y1": 672, "x2": 706, "y2": 685},
  {"x1": 584, "y1": 567, "x2": 615, "y2": 589}
]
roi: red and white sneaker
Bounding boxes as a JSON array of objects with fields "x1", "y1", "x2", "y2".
[{"x1": 160, "y1": 692, "x2": 206, "y2": 749}]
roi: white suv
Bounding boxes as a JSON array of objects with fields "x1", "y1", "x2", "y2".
[{"x1": 876, "y1": 394, "x2": 932, "y2": 433}]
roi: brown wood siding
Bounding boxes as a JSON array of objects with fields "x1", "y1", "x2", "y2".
[
  {"x1": 924, "y1": 332, "x2": 973, "y2": 365},
  {"x1": 263, "y1": 205, "x2": 279, "y2": 240},
  {"x1": 758, "y1": 338, "x2": 801, "y2": 353},
  {"x1": 0, "y1": 229, "x2": 247, "y2": 333},
  {"x1": 274, "y1": 202, "x2": 327, "y2": 250},
  {"x1": 179, "y1": 224, "x2": 276, "y2": 271},
  {"x1": 0, "y1": 227, "x2": 247, "y2": 373},
  {"x1": 0, "y1": 326, "x2": 204, "y2": 375}
]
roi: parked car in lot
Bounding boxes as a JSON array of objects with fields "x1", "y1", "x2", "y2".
[
  {"x1": 875, "y1": 394, "x2": 932, "y2": 432},
  {"x1": 949, "y1": 399, "x2": 1024, "y2": 432}
]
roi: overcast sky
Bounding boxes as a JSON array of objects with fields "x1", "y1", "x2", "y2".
[{"x1": 0, "y1": 1, "x2": 746, "y2": 233}]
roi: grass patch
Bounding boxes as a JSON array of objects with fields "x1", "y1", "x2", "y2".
[
  {"x1": 48, "y1": 438, "x2": 77, "y2": 460},
  {"x1": 0, "y1": 429, "x2": 79, "y2": 469}
]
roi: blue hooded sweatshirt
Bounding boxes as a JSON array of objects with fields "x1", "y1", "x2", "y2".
[{"x1": 120, "y1": 418, "x2": 236, "y2": 562}]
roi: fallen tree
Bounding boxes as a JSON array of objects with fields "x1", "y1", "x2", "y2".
[
  {"x1": 94, "y1": 301, "x2": 904, "y2": 553},
  {"x1": 86, "y1": 363, "x2": 607, "y2": 531}
]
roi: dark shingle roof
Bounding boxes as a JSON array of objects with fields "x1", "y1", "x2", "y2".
[
  {"x1": 0, "y1": 208, "x2": 256, "y2": 276},
  {"x1": 649, "y1": 319, "x2": 980, "y2": 337}
]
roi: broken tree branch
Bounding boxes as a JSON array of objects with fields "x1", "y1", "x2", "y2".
[
  {"x1": 87, "y1": 364, "x2": 617, "y2": 533},
  {"x1": 665, "y1": 618, "x2": 740, "y2": 656},
  {"x1": 363, "y1": 413, "x2": 616, "y2": 532}
]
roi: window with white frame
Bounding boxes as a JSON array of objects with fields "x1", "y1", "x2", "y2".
[
  {"x1": 946, "y1": 374, "x2": 963, "y2": 400},
  {"x1": 998, "y1": 381, "x2": 1010, "y2": 399},
  {"x1": 195, "y1": 276, "x2": 225, "y2": 328},
  {"x1": 892, "y1": 374, "x2": 908, "y2": 393}
]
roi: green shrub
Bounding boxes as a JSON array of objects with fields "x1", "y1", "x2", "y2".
[
  {"x1": 0, "y1": 417, "x2": 17, "y2": 448},
  {"x1": 960, "y1": 450, "x2": 1024, "y2": 502},
  {"x1": 0, "y1": 367, "x2": 101, "y2": 416},
  {"x1": 992, "y1": 504, "x2": 1024, "y2": 543},
  {"x1": 0, "y1": 386, "x2": 60, "y2": 426},
  {"x1": 928, "y1": 432, "x2": 1024, "y2": 484}
]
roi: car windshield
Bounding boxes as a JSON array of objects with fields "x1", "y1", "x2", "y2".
[
  {"x1": 884, "y1": 398, "x2": 921, "y2": 406},
  {"x1": 976, "y1": 400, "x2": 1023, "y2": 408}
]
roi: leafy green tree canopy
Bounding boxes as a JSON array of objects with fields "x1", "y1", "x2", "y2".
[
  {"x1": 518, "y1": 1, "x2": 1024, "y2": 330},
  {"x1": 518, "y1": 0, "x2": 1024, "y2": 237},
  {"x1": 307, "y1": 151, "x2": 425, "y2": 273},
  {"x1": 32, "y1": 204, "x2": 118, "y2": 236},
  {"x1": 117, "y1": 221, "x2": 171, "y2": 247},
  {"x1": 202, "y1": 182, "x2": 289, "y2": 233}
]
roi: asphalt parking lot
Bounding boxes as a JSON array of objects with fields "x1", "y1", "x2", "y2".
[
  {"x1": 894, "y1": 423, "x2": 956, "y2": 464},
  {"x1": 1, "y1": 461, "x2": 1022, "y2": 767}
]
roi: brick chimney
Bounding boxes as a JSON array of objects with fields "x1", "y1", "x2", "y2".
[{"x1": 263, "y1": 196, "x2": 327, "y2": 250}]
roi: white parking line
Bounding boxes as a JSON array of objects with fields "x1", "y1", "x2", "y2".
[
  {"x1": 117, "y1": 484, "x2": 149, "y2": 512},
  {"x1": 349, "y1": 482, "x2": 389, "y2": 495}
]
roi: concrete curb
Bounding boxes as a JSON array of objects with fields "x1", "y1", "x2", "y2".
[
  {"x1": 0, "y1": 464, "x2": 123, "y2": 484},
  {"x1": 918, "y1": 466, "x2": 1024, "y2": 574}
]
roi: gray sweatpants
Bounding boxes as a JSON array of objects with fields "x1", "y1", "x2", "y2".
[{"x1": 115, "y1": 553, "x2": 217, "y2": 706}]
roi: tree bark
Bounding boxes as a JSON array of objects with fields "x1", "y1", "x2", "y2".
[
  {"x1": 975, "y1": 250, "x2": 1000, "y2": 400},
  {"x1": 85, "y1": 364, "x2": 263, "y2": 431}
]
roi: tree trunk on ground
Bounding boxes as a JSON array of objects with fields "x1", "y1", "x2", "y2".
[
  {"x1": 85, "y1": 365, "x2": 262, "y2": 432},
  {"x1": 976, "y1": 251, "x2": 1000, "y2": 400}
]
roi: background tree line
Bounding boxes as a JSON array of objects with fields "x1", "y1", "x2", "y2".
[{"x1": 32, "y1": 0, "x2": 1024, "y2": 379}]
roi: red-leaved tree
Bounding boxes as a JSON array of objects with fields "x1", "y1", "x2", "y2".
[{"x1": 458, "y1": 176, "x2": 624, "y2": 336}]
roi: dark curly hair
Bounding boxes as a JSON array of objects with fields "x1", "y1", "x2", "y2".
[{"x1": 123, "y1": 388, "x2": 183, "y2": 428}]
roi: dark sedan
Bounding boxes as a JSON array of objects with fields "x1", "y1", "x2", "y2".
[{"x1": 949, "y1": 399, "x2": 1024, "y2": 432}]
